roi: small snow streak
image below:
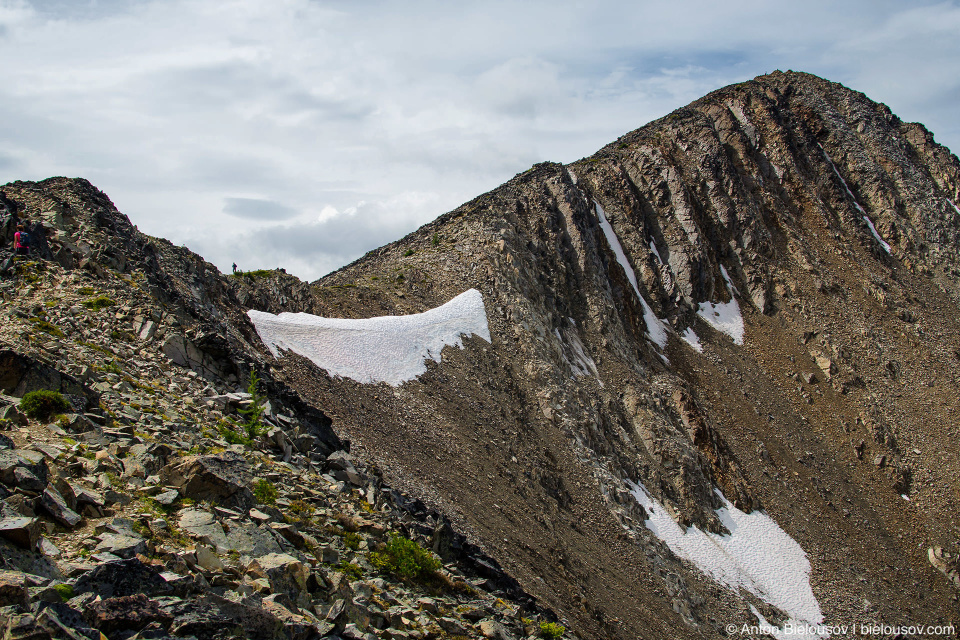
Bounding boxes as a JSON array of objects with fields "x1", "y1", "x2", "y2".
[
  {"x1": 820, "y1": 146, "x2": 891, "y2": 254},
  {"x1": 248, "y1": 289, "x2": 490, "y2": 386},
  {"x1": 948, "y1": 199, "x2": 960, "y2": 216},
  {"x1": 594, "y1": 201, "x2": 669, "y2": 349},
  {"x1": 649, "y1": 239, "x2": 663, "y2": 264},
  {"x1": 681, "y1": 327, "x2": 703, "y2": 352}
]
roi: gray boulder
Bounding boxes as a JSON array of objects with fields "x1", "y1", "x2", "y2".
[
  {"x1": 73, "y1": 558, "x2": 169, "y2": 598},
  {"x1": 160, "y1": 453, "x2": 254, "y2": 511}
]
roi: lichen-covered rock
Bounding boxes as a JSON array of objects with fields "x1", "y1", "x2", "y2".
[
  {"x1": 83, "y1": 593, "x2": 173, "y2": 636},
  {"x1": 0, "y1": 516, "x2": 40, "y2": 550},
  {"x1": 160, "y1": 453, "x2": 254, "y2": 511},
  {"x1": 245, "y1": 553, "x2": 309, "y2": 604},
  {"x1": 73, "y1": 558, "x2": 169, "y2": 599}
]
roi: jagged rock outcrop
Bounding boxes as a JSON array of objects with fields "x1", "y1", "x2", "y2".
[{"x1": 0, "y1": 70, "x2": 958, "y2": 639}]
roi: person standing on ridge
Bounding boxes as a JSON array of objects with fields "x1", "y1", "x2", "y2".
[{"x1": 14, "y1": 223, "x2": 30, "y2": 257}]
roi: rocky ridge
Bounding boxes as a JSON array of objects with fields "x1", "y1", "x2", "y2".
[{"x1": 0, "y1": 188, "x2": 570, "y2": 638}]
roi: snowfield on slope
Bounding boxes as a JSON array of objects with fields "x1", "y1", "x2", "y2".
[
  {"x1": 629, "y1": 482, "x2": 825, "y2": 637},
  {"x1": 697, "y1": 265, "x2": 745, "y2": 346},
  {"x1": 248, "y1": 289, "x2": 491, "y2": 386}
]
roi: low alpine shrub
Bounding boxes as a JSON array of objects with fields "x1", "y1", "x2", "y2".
[
  {"x1": 539, "y1": 622, "x2": 566, "y2": 639},
  {"x1": 19, "y1": 390, "x2": 71, "y2": 421},
  {"x1": 369, "y1": 534, "x2": 441, "y2": 582},
  {"x1": 253, "y1": 478, "x2": 278, "y2": 505},
  {"x1": 82, "y1": 296, "x2": 115, "y2": 311}
]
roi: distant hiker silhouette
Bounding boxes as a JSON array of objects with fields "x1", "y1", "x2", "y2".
[{"x1": 232, "y1": 262, "x2": 238, "y2": 274}]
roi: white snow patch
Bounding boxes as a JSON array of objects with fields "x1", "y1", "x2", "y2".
[
  {"x1": 821, "y1": 146, "x2": 891, "y2": 254},
  {"x1": 248, "y1": 289, "x2": 491, "y2": 386},
  {"x1": 947, "y1": 199, "x2": 960, "y2": 217},
  {"x1": 681, "y1": 327, "x2": 703, "y2": 352},
  {"x1": 696, "y1": 265, "x2": 744, "y2": 346},
  {"x1": 861, "y1": 215, "x2": 891, "y2": 253},
  {"x1": 554, "y1": 323, "x2": 601, "y2": 383},
  {"x1": 629, "y1": 482, "x2": 824, "y2": 632},
  {"x1": 594, "y1": 201, "x2": 669, "y2": 349},
  {"x1": 567, "y1": 169, "x2": 578, "y2": 185},
  {"x1": 649, "y1": 239, "x2": 664, "y2": 265}
]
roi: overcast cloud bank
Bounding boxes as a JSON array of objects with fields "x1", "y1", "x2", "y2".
[{"x1": 2, "y1": 0, "x2": 958, "y2": 280}]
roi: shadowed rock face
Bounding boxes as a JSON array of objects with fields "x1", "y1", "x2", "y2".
[{"x1": 1, "y1": 70, "x2": 958, "y2": 639}]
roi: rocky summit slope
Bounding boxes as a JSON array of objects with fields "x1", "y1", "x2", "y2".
[{"x1": 1, "y1": 70, "x2": 959, "y2": 639}]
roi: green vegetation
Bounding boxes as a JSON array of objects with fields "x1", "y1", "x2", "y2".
[
  {"x1": 539, "y1": 622, "x2": 566, "y2": 639},
  {"x1": 19, "y1": 390, "x2": 71, "y2": 421},
  {"x1": 214, "y1": 372, "x2": 268, "y2": 447},
  {"x1": 343, "y1": 531, "x2": 361, "y2": 551},
  {"x1": 403, "y1": 249, "x2": 415, "y2": 257},
  {"x1": 231, "y1": 269, "x2": 277, "y2": 280},
  {"x1": 53, "y1": 584, "x2": 74, "y2": 601},
  {"x1": 431, "y1": 233, "x2": 440, "y2": 247},
  {"x1": 82, "y1": 296, "x2": 115, "y2": 311},
  {"x1": 99, "y1": 360, "x2": 122, "y2": 374},
  {"x1": 288, "y1": 499, "x2": 315, "y2": 517},
  {"x1": 77, "y1": 286, "x2": 96, "y2": 295},
  {"x1": 110, "y1": 329, "x2": 134, "y2": 341},
  {"x1": 80, "y1": 341, "x2": 113, "y2": 356},
  {"x1": 216, "y1": 421, "x2": 252, "y2": 446},
  {"x1": 29, "y1": 317, "x2": 64, "y2": 338},
  {"x1": 237, "y1": 371, "x2": 268, "y2": 440},
  {"x1": 337, "y1": 560, "x2": 363, "y2": 579},
  {"x1": 139, "y1": 496, "x2": 175, "y2": 516},
  {"x1": 253, "y1": 478, "x2": 278, "y2": 505},
  {"x1": 369, "y1": 534, "x2": 441, "y2": 582}
]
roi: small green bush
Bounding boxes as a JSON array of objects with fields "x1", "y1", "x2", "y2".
[
  {"x1": 431, "y1": 233, "x2": 440, "y2": 247},
  {"x1": 53, "y1": 584, "x2": 74, "y2": 601},
  {"x1": 337, "y1": 560, "x2": 363, "y2": 579},
  {"x1": 288, "y1": 499, "x2": 314, "y2": 517},
  {"x1": 237, "y1": 372, "x2": 267, "y2": 440},
  {"x1": 77, "y1": 286, "x2": 96, "y2": 295},
  {"x1": 539, "y1": 622, "x2": 566, "y2": 639},
  {"x1": 29, "y1": 318, "x2": 64, "y2": 338},
  {"x1": 82, "y1": 296, "x2": 115, "y2": 311},
  {"x1": 403, "y1": 249, "x2": 414, "y2": 257},
  {"x1": 19, "y1": 390, "x2": 71, "y2": 421},
  {"x1": 253, "y1": 478, "x2": 278, "y2": 505},
  {"x1": 217, "y1": 420, "x2": 252, "y2": 447},
  {"x1": 369, "y1": 534, "x2": 441, "y2": 582},
  {"x1": 343, "y1": 531, "x2": 361, "y2": 551},
  {"x1": 231, "y1": 269, "x2": 276, "y2": 280}
]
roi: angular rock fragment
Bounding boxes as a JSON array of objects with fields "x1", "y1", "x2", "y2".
[
  {"x1": 0, "y1": 516, "x2": 41, "y2": 550},
  {"x1": 39, "y1": 487, "x2": 81, "y2": 528},
  {"x1": 245, "y1": 552, "x2": 309, "y2": 603},
  {"x1": 160, "y1": 453, "x2": 254, "y2": 511},
  {"x1": 83, "y1": 593, "x2": 173, "y2": 636},
  {"x1": 0, "y1": 570, "x2": 29, "y2": 607},
  {"x1": 73, "y1": 558, "x2": 169, "y2": 598}
]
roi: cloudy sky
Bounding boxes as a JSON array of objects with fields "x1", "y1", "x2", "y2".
[{"x1": 1, "y1": 0, "x2": 958, "y2": 281}]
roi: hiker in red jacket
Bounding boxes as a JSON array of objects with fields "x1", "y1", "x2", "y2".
[{"x1": 14, "y1": 223, "x2": 30, "y2": 256}]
